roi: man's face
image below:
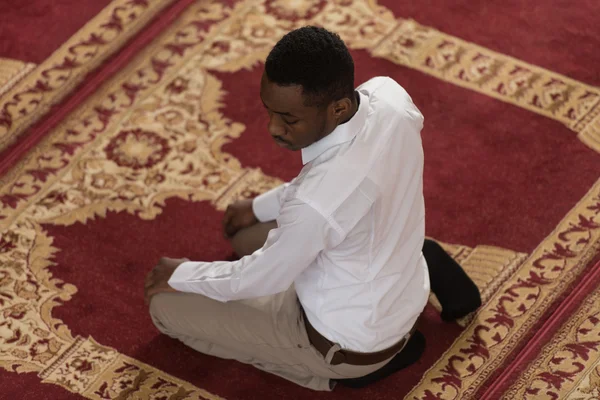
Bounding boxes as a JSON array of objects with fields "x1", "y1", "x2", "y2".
[{"x1": 259, "y1": 72, "x2": 334, "y2": 151}]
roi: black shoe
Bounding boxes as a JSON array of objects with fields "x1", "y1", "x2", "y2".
[
  {"x1": 336, "y1": 330, "x2": 426, "y2": 389},
  {"x1": 423, "y1": 239, "x2": 482, "y2": 321}
]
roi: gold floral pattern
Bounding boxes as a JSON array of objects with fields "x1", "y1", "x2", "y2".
[
  {"x1": 501, "y1": 284, "x2": 600, "y2": 399},
  {"x1": 0, "y1": 58, "x2": 35, "y2": 98},
  {"x1": 369, "y1": 19, "x2": 600, "y2": 153},
  {"x1": 406, "y1": 182, "x2": 600, "y2": 400},
  {"x1": 577, "y1": 365, "x2": 600, "y2": 399},
  {"x1": 2, "y1": 0, "x2": 598, "y2": 156},
  {"x1": 104, "y1": 129, "x2": 170, "y2": 169},
  {"x1": 37, "y1": 337, "x2": 228, "y2": 399},
  {"x1": 580, "y1": 110, "x2": 600, "y2": 153},
  {"x1": 0, "y1": 0, "x2": 178, "y2": 152},
  {"x1": 0, "y1": 2, "x2": 280, "y2": 397}
]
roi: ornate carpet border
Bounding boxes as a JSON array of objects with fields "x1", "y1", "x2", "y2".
[
  {"x1": 3, "y1": 0, "x2": 600, "y2": 158},
  {"x1": 38, "y1": 336, "x2": 227, "y2": 400},
  {"x1": 0, "y1": 58, "x2": 36, "y2": 98},
  {"x1": 481, "y1": 260, "x2": 600, "y2": 399},
  {"x1": 0, "y1": 2, "x2": 269, "y2": 397},
  {"x1": 406, "y1": 180, "x2": 600, "y2": 399},
  {"x1": 0, "y1": 0, "x2": 241, "y2": 228},
  {"x1": 0, "y1": 0, "x2": 178, "y2": 153},
  {"x1": 368, "y1": 19, "x2": 600, "y2": 154}
]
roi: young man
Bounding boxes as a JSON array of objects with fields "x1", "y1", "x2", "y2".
[{"x1": 145, "y1": 26, "x2": 480, "y2": 391}]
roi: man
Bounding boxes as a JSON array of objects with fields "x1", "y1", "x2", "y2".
[{"x1": 145, "y1": 26, "x2": 481, "y2": 391}]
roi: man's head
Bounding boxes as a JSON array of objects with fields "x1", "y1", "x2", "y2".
[{"x1": 261, "y1": 26, "x2": 356, "y2": 151}]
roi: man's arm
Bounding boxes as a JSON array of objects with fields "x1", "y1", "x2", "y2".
[
  {"x1": 169, "y1": 197, "x2": 336, "y2": 302},
  {"x1": 251, "y1": 183, "x2": 290, "y2": 222}
]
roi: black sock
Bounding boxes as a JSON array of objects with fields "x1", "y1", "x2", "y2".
[
  {"x1": 336, "y1": 330, "x2": 425, "y2": 389},
  {"x1": 422, "y1": 239, "x2": 481, "y2": 321}
]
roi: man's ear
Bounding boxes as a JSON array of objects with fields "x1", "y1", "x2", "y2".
[{"x1": 331, "y1": 97, "x2": 352, "y2": 119}]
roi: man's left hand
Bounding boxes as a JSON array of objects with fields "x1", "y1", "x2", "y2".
[{"x1": 144, "y1": 257, "x2": 189, "y2": 305}]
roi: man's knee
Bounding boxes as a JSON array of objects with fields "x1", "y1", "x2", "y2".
[
  {"x1": 230, "y1": 221, "x2": 277, "y2": 257},
  {"x1": 230, "y1": 230, "x2": 254, "y2": 258},
  {"x1": 149, "y1": 294, "x2": 174, "y2": 336}
]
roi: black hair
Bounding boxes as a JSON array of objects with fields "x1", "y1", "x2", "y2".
[{"x1": 265, "y1": 26, "x2": 355, "y2": 107}]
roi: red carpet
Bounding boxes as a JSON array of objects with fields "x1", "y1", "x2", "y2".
[
  {"x1": 0, "y1": 0, "x2": 113, "y2": 64},
  {"x1": 0, "y1": 0, "x2": 180, "y2": 154},
  {"x1": 482, "y1": 259, "x2": 600, "y2": 399},
  {"x1": 1, "y1": 0, "x2": 599, "y2": 399},
  {"x1": 376, "y1": 0, "x2": 600, "y2": 86}
]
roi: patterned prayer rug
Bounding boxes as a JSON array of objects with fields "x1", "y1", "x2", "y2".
[
  {"x1": 1, "y1": 0, "x2": 599, "y2": 399},
  {"x1": 0, "y1": 0, "x2": 181, "y2": 154},
  {"x1": 481, "y1": 260, "x2": 600, "y2": 399}
]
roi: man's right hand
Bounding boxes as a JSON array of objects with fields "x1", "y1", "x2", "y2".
[{"x1": 223, "y1": 199, "x2": 259, "y2": 239}]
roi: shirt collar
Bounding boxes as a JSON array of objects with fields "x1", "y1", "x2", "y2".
[{"x1": 301, "y1": 91, "x2": 369, "y2": 165}]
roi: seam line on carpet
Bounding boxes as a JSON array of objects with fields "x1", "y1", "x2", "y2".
[
  {"x1": 479, "y1": 258, "x2": 600, "y2": 399},
  {"x1": 39, "y1": 336, "x2": 85, "y2": 379}
]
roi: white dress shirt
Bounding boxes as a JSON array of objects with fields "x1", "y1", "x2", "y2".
[{"x1": 169, "y1": 77, "x2": 430, "y2": 352}]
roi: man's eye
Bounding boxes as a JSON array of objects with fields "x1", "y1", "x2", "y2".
[{"x1": 284, "y1": 119, "x2": 299, "y2": 125}]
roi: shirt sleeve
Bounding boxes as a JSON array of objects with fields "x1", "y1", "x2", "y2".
[
  {"x1": 168, "y1": 197, "x2": 337, "y2": 302},
  {"x1": 251, "y1": 183, "x2": 289, "y2": 222}
]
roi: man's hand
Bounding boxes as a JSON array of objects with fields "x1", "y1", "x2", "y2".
[
  {"x1": 222, "y1": 199, "x2": 259, "y2": 239},
  {"x1": 144, "y1": 257, "x2": 189, "y2": 305}
]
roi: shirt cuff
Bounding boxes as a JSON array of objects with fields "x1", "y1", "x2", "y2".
[
  {"x1": 167, "y1": 261, "x2": 202, "y2": 292},
  {"x1": 252, "y1": 186, "x2": 284, "y2": 222}
]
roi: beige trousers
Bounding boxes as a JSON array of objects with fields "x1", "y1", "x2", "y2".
[{"x1": 149, "y1": 222, "x2": 391, "y2": 391}]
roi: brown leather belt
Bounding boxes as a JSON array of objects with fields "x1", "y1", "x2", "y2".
[{"x1": 303, "y1": 312, "x2": 419, "y2": 366}]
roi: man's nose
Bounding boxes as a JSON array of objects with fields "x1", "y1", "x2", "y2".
[{"x1": 267, "y1": 115, "x2": 286, "y2": 138}]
